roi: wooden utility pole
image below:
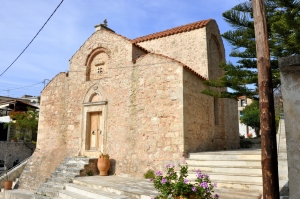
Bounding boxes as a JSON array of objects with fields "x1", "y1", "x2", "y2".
[{"x1": 251, "y1": 0, "x2": 279, "y2": 198}]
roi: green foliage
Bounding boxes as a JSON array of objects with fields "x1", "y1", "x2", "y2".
[
  {"x1": 202, "y1": 0, "x2": 300, "y2": 99},
  {"x1": 240, "y1": 101, "x2": 260, "y2": 136},
  {"x1": 240, "y1": 138, "x2": 253, "y2": 148},
  {"x1": 87, "y1": 170, "x2": 93, "y2": 176},
  {"x1": 152, "y1": 164, "x2": 219, "y2": 199},
  {"x1": 143, "y1": 169, "x2": 155, "y2": 179},
  {"x1": 7, "y1": 107, "x2": 38, "y2": 142}
]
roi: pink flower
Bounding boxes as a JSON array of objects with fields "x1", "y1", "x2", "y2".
[
  {"x1": 156, "y1": 171, "x2": 162, "y2": 176},
  {"x1": 161, "y1": 178, "x2": 167, "y2": 184}
]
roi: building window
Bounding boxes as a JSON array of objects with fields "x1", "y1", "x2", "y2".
[
  {"x1": 241, "y1": 99, "x2": 246, "y2": 107},
  {"x1": 240, "y1": 111, "x2": 244, "y2": 117}
]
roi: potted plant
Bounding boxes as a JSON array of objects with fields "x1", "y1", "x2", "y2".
[
  {"x1": 151, "y1": 164, "x2": 219, "y2": 199},
  {"x1": 3, "y1": 153, "x2": 12, "y2": 190},
  {"x1": 97, "y1": 153, "x2": 110, "y2": 176}
]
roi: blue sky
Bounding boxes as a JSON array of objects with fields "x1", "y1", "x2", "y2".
[{"x1": 0, "y1": 0, "x2": 242, "y2": 98}]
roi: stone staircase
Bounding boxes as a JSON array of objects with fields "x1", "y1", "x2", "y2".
[
  {"x1": 185, "y1": 149, "x2": 263, "y2": 199},
  {"x1": 34, "y1": 157, "x2": 97, "y2": 199},
  {"x1": 4, "y1": 147, "x2": 289, "y2": 199},
  {"x1": 54, "y1": 176, "x2": 157, "y2": 199},
  {"x1": 184, "y1": 119, "x2": 289, "y2": 199}
]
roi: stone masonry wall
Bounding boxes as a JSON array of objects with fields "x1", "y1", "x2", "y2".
[
  {"x1": 205, "y1": 20, "x2": 225, "y2": 80},
  {"x1": 137, "y1": 27, "x2": 209, "y2": 79},
  {"x1": 19, "y1": 72, "x2": 72, "y2": 191},
  {"x1": 0, "y1": 142, "x2": 35, "y2": 168},
  {"x1": 68, "y1": 28, "x2": 186, "y2": 175},
  {"x1": 223, "y1": 98, "x2": 239, "y2": 149},
  {"x1": 279, "y1": 55, "x2": 300, "y2": 199},
  {"x1": 118, "y1": 54, "x2": 184, "y2": 174},
  {"x1": 182, "y1": 69, "x2": 215, "y2": 153}
]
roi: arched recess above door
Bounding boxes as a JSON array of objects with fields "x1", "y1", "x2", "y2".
[
  {"x1": 83, "y1": 84, "x2": 107, "y2": 104},
  {"x1": 85, "y1": 47, "x2": 110, "y2": 81}
]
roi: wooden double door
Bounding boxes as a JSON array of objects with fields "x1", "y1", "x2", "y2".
[{"x1": 88, "y1": 111, "x2": 102, "y2": 150}]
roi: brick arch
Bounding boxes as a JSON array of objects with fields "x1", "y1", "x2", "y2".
[{"x1": 85, "y1": 47, "x2": 110, "y2": 81}]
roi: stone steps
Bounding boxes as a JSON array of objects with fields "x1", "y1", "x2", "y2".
[
  {"x1": 60, "y1": 184, "x2": 130, "y2": 199},
  {"x1": 185, "y1": 149, "x2": 289, "y2": 198},
  {"x1": 34, "y1": 157, "x2": 97, "y2": 198},
  {"x1": 71, "y1": 176, "x2": 158, "y2": 198}
]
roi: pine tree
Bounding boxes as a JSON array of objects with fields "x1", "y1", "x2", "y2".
[{"x1": 202, "y1": 0, "x2": 300, "y2": 99}]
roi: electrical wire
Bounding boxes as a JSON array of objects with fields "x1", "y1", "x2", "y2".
[
  {"x1": 0, "y1": 82, "x2": 43, "y2": 92},
  {"x1": 0, "y1": 0, "x2": 65, "y2": 77}
]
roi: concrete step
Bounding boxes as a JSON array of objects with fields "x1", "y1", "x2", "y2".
[
  {"x1": 63, "y1": 157, "x2": 91, "y2": 165},
  {"x1": 62, "y1": 163, "x2": 86, "y2": 169},
  {"x1": 46, "y1": 177, "x2": 73, "y2": 184},
  {"x1": 186, "y1": 159, "x2": 261, "y2": 167},
  {"x1": 55, "y1": 166, "x2": 82, "y2": 175},
  {"x1": 189, "y1": 153, "x2": 261, "y2": 161},
  {"x1": 187, "y1": 172, "x2": 263, "y2": 184},
  {"x1": 188, "y1": 165, "x2": 262, "y2": 175},
  {"x1": 36, "y1": 187, "x2": 59, "y2": 197},
  {"x1": 51, "y1": 171, "x2": 78, "y2": 178},
  {"x1": 214, "y1": 187, "x2": 262, "y2": 199},
  {"x1": 59, "y1": 190, "x2": 94, "y2": 199},
  {"x1": 63, "y1": 184, "x2": 129, "y2": 199},
  {"x1": 72, "y1": 176, "x2": 158, "y2": 199},
  {"x1": 213, "y1": 179, "x2": 263, "y2": 192},
  {"x1": 39, "y1": 182, "x2": 65, "y2": 191}
]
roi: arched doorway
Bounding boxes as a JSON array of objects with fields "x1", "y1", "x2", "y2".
[{"x1": 82, "y1": 89, "x2": 107, "y2": 156}]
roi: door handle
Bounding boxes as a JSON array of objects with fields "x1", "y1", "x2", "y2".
[{"x1": 92, "y1": 131, "x2": 95, "y2": 135}]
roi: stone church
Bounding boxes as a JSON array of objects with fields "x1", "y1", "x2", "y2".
[{"x1": 19, "y1": 19, "x2": 239, "y2": 190}]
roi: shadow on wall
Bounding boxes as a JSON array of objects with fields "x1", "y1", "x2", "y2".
[
  {"x1": 280, "y1": 181, "x2": 289, "y2": 196},
  {"x1": 109, "y1": 159, "x2": 116, "y2": 175}
]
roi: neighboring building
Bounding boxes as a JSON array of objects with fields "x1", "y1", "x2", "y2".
[
  {"x1": 237, "y1": 96, "x2": 255, "y2": 137},
  {"x1": 19, "y1": 19, "x2": 239, "y2": 190},
  {"x1": 0, "y1": 99, "x2": 39, "y2": 141},
  {"x1": 20, "y1": 95, "x2": 40, "y2": 108}
]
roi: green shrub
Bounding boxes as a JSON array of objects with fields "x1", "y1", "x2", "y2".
[
  {"x1": 87, "y1": 169, "x2": 93, "y2": 176},
  {"x1": 240, "y1": 139, "x2": 253, "y2": 148},
  {"x1": 144, "y1": 169, "x2": 155, "y2": 179}
]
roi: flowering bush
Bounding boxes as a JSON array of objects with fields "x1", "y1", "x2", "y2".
[{"x1": 151, "y1": 164, "x2": 219, "y2": 199}]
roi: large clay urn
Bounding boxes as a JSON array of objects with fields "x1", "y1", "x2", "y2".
[
  {"x1": 4, "y1": 180, "x2": 13, "y2": 190},
  {"x1": 97, "y1": 154, "x2": 110, "y2": 176}
]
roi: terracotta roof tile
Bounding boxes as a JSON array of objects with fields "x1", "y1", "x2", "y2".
[{"x1": 132, "y1": 19, "x2": 212, "y2": 43}]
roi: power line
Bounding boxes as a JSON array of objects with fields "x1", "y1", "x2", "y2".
[
  {"x1": 0, "y1": 82, "x2": 43, "y2": 92},
  {"x1": 0, "y1": 0, "x2": 64, "y2": 77}
]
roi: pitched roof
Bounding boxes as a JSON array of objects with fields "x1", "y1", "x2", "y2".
[
  {"x1": 0, "y1": 99, "x2": 39, "y2": 110},
  {"x1": 132, "y1": 19, "x2": 212, "y2": 43}
]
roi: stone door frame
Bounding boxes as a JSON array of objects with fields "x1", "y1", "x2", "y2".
[
  {"x1": 81, "y1": 84, "x2": 108, "y2": 156},
  {"x1": 82, "y1": 101, "x2": 107, "y2": 154}
]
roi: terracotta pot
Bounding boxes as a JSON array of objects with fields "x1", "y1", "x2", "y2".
[
  {"x1": 97, "y1": 155, "x2": 110, "y2": 176},
  {"x1": 4, "y1": 180, "x2": 13, "y2": 190}
]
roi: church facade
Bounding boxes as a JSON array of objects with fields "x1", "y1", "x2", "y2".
[{"x1": 19, "y1": 19, "x2": 239, "y2": 190}]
